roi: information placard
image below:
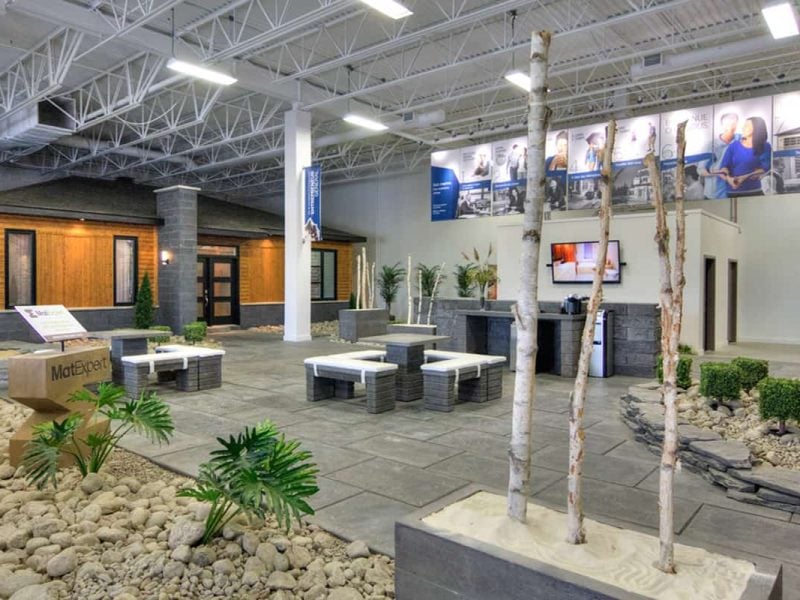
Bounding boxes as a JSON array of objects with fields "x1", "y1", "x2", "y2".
[{"x1": 15, "y1": 305, "x2": 87, "y2": 342}]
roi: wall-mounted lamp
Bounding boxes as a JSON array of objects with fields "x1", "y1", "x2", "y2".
[{"x1": 160, "y1": 250, "x2": 171, "y2": 266}]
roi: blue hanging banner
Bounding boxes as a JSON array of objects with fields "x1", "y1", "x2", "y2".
[{"x1": 304, "y1": 164, "x2": 322, "y2": 241}]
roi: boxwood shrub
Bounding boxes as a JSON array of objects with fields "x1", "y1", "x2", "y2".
[
  {"x1": 183, "y1": 321, "x2": 208, "y2": 344},
  {"x1": 699, "y1": 362, "x2": 742, "y2": 402},
  {"x1": 731, "y1": 357, "x2": 769, "y2": 392},
  {"x1": 655, "y1": 353, "x2": 693, "y2": 390},
  {"x1": 757, "y1": 377, "x2": 800, "y2": 434}
]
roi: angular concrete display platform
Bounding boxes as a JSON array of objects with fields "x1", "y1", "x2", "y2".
[
  {"x1": 338, "y1": 308, "x2": 389, "y2": 342},
  {"x1": 395, "y1": 485, "x2": 783, "y2": 600}
]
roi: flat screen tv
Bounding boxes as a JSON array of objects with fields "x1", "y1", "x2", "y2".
[{"x1": 551, "y1": 240, "x2": 621, "y2": 284}]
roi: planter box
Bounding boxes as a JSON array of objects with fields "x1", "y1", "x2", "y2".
[
  {"x1": 338, "y1": 308, "x2": 389, "y2": 342},
  {"x1": 387, "y1": 323, "x2": 437, "y2": 336},
  {"x1": 395, "y1": 485, "x2": 782, "y2": 600}
]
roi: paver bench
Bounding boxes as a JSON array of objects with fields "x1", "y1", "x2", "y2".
[
  {"x1": 155, "y1": 344, "x2": 225, "y2": 390},
  {"x1": 421, "y1": 351, "x2": 506, "y2": 411},
  {"x1": 304, "y1": 356, "x2": 397, "y2": 414},
  {"x1": 121, "y1": 351, "x2": 200, "y2": 398}
]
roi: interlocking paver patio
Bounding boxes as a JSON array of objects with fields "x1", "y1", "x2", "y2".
[{"x1": 105, "y1": 331, "x2": 800, "y2": 599}]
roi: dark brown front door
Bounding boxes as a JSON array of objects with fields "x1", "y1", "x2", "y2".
[
  {"x1": 197, "y1": 257, "x2": 239, "y2": 325},
  {"x1": 703, "y1": 257, "x2": 716, "y2": 352},
  {"x1": 728, "y1": 260, "x2": 738, "y2": 344}
]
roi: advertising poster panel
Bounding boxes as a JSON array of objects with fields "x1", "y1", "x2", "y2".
[
  {"x1": 545, "y1": 129, "x2": 568, "y2": 212},
  {"x1": 611, "y1": 115, "x2": 659, "y2": 207},
  {"x1": 458, "y1": 143, "x2": 493, "y2": 218},
  {"x1": 772, "y1": 91, "x2": 800, "y2": 195},
  {"x1": 567, "y1": 124, "x2": 606, "y2": 210},
  {"x1": 710, "y1": 97, "x2": 773, "y2": 198},
  {"x1": 431, "y1": 149, "x2": 461, "y2": 220},
  {"x1": 660, "y1": 105, "x2": 714, "y2": 201},
  {"x1": 491, "y1": 136, "x2": 527, "y2": 216}
]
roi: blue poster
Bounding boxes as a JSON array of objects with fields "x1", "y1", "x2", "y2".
[
  {"x1": 431, "y1": 149, "x2": 461, "y2": 220},
  {"x1": 304, "y1": 165, "x2": 322, "y2": 241}
]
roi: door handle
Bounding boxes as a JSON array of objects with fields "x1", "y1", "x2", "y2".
[{"x1": 204, "y1": 290, "x2": 209, "y2": 306}]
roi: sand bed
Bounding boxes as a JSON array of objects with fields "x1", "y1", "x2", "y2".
[{"x1": 424, "y1": 491, "x2": 754, "y2": 600}]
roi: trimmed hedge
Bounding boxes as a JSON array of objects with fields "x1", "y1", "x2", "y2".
[
  {"x1": 757, "y1": 377, "x2": 800, "y2": 433},
  {"x1": 183, "y1": 321, "x2": 208, "y2": 344},
  {"x1": 148, "y1": 325, "x2": 172, "y2": 344},
  {"x1": 732, "y1": 357, "x2": 769, "y2": 392},
  {"x1": 699, "y1": 362, "x2": 742, "y2": 401},
  {"x1": 655, "y1": 353, "x2": 693, "y2": 390}
]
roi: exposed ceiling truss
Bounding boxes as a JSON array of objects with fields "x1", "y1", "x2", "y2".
[{"x1": 0, "y1": 0, "x2": 798, "y2": 200}]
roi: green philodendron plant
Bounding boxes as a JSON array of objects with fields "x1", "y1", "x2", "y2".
[
  {"x1": 22, "y1": 383, "x2": 174, "y2": 489},
  {"x1": 177, "y1": 420, "x2": 318, "y2": 545}
]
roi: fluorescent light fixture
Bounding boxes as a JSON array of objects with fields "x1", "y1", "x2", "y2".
[
  {"x1": 167, "y1": 59, "x2": 237, "y2": 85},
  {"x1": 504, "y1": 70, "x2": 531, "y2": 92},
  {"x1": 762, "y1": 2, "x2": 799, "y2": 39},
  {"x1": 358, "y1": 0, "x2": 412, "y2": 19},
  {"x1": 343, "y1": 113, "x2": 389, "y2": 131}
]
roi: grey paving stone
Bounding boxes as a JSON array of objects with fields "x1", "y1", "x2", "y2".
[
  {"x1": 531, "y1": 445, "x2": 656, "y2": 487},
  {"x1": 532, "y1": 424, "x2": 625, "y2": 455},
  {"x1": 604, "y1": 440, "x2": 661, "y2": 466},
  {"x1": 529, "y1": 409, "x2": 600, "y2": 431},
  {"x1": 534, "y1": 477, "x2": 701, "y2": 533},
  {"x1": 681, "y1": 505, "x2": 800, "y2": 566},
  {"x1": 167, "y1": 394, "x2": 255, "y2": 416},
  {"x1": 226, "y1": 405, "x2": 310, "y2": 428},
  {"x1": 310, "y1": 477, "x2": 362, "y2": 511},
  {"x1": 346, "y1": 433, "x2": 463, "y2": 468},
  {"x1": 429, "y1": 429, "x2": 542, "y2": 461},
  {"x1": 148, "y1": 443, "x2": 219, "y2": 478},
  {"x1": 295, "y1": 403, "x2": 377, "y2": 425},
  {"x1": 119, "y1": 429, "x2": 210, "y2": 458},
  {"x1": 449, "y1": 413, "x2": 512, "y2": 436},
  {"x1": 375, "y1": 415, "x2": 462, "y2": 441},
  {"x1": 311, "y1": 492, "x2": 416, "y2": 557},
  {"x1": 292, "y1": 438, "x2": 371, "y2": 476},
  {"x1": 329, "y1": 457, "x2": 469, "y2": 507},
  {"x1": 425, "y1": 453, "x2": 563, "y2": 495},
  {"x1": 583, "y1": 418, "x2": 638, "y2": 439},
  {"x1": 282, "y1": 419, "x2": 385, "y2": 447},
  {"x1": 635, "y1": 468, "x2": 792, "y2": 522}
]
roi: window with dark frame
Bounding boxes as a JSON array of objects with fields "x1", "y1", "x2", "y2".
[
  {"x1": 311, "y1": 249, "x2": 337, "y2": 301},
  {"x1": 114, "y1": 236, "x2": 138, "y2": 306},
  {"x1": 5, "y1": 230, "x2": 36, "y2": 309}
]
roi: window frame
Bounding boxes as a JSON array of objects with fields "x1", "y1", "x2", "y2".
[
  {"x1": 311, "y1": 248, "x2": 338, "y2": 301},
  {"x1": 4, "y1": 229, "x2": 36, "y2": 309},
  {"x1": 113, "y1": 235, "x2": 139, "y2": 307}
]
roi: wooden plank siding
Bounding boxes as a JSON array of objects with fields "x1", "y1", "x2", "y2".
[
  {"x1": 240, "y1": 238, "x2": 353, "y2": 303},
  {"x1": 0, "y1": 215, "x2": 158, "y2": 308}
]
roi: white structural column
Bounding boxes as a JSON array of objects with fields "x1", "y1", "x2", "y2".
[{"x1": 283, "y1": 108, "x2": 313, "y2": 342}]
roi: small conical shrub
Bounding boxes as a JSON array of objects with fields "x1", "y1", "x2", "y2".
[{"x1": 135, "y1": 273, "x2": 154, "y2": 329}]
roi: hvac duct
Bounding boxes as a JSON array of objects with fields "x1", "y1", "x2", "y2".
[{"x1": 0, "y1": 98, "x2": 76, "y2": 151}]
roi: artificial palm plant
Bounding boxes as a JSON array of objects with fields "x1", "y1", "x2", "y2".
[
  {"x1": 377, "y1": 262, "x2": 406, "y2": 319},
  {"x1": 417, "y1": 263, "x2": 446, "y2": 297},
  {"x1": 454, "y1": 263, "x2": 477, "y2": 298},
  {"x1": 23, "y1": 383, "x2": 174, "y2": 489},
  {"x1": 178, "y1": 420, "x2": 318, "y2": 544}
]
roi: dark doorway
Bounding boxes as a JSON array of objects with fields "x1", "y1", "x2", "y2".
[
  {"x1": 728, "y1": 260, "x2": 738, "y2": 344},
  {"x1": 703, "y1": 257, "x2": 716, "y2": 352},
  {"x1": 197, "y1": 256, "x2": 239, "y2": 325}
]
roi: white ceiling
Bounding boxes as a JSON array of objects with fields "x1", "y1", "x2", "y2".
[{"x1": 0, "y1": 0, "x2": 798, "y2": 199}]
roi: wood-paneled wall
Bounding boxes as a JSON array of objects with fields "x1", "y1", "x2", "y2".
[
  {"x1": 0, "y1": 215, "x2": 158, "y2": 308},
  {"x1": 240, "y1": 238, "x2": 352, "y2": 303}
]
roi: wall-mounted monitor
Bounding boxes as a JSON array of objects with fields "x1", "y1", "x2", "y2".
[{"x1": 551, "y1": 240, "x2": 621, "y2": 284}]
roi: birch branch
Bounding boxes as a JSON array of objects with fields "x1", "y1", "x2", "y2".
[
  {"x1": 427, "y1": 262, "x2": 446, "y2": 326},
  {"x1": 508, "y1": 30, "x2": 551, "y2": 523},
  {"x1": 565, "y1": 120, "x2": 616, "y2": 545},
  {"x1": 416, "y1": 269, "x2": 423, "y2": 325},
  {"x1": 355, "y1": 254, "x2": 362, "y2": 310},
  {"x1": 407, "y1": 255, "x2": 413, "y2": 324}
]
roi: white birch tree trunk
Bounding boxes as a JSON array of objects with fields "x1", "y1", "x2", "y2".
[
  {"x1": 355, "y1": 254, "x2": 362, "y2": 310},
  {"x1": 407, "y1": 255, "x2": 413, "y2": 324},
  {"x1": 361, "y1": 248, "x2": 368, "y2": 310},
  {"x1": 566, "y1": 120, "x2": 617, "y2": 544},
  {"x1": 644, "y1": 121, "x2": 688, "y2": 574},
  {"x1": 370, "y1": 262, "x2": 376, "y2": 308},
  {"x1": 427, "y1": 262, "x2": 445, "y2": 325},
  {"x1": 416, "y1": 270, "x2": 423, "y2": 325},
  {"x1": 508, "y1": 30, "x2": 551, "y2": 522}
]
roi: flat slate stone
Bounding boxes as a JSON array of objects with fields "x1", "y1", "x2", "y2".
[
  {"x1": 628, "y1": 387, "x2": 663, "y2": 404},
  {"x1": 678, "y1": 424, "x2": 722, "y2": 443},
  {"x1": 636, "y1": 403, "x2": 665, "y2": 430},
  {"x1": 689, "y1": 440, "x2": 751, "y2": 469},
  {"x1": 757, "y1": 487, "x2": 800, "y2": 506},
  {"x1": 730, "y1": 465, "x2": 800, "y2": 499}
]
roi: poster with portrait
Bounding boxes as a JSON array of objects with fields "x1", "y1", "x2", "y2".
[
  {"x1": 567, "y1": 124, "x2": 606, "y2": 210},
  {"x1": 710, "y1": 97, "x2": 772, "y2": 198},
  {"x1": 491, "y1": 136, "x2": 527, "y2": 216},
  {"x1": 431, "y1": 149, "x2": 461, "y2": 220},
  {"x1": 458, "y1": 143, "x2": 493, "y2": 217},
  {"x1": 545, "y1": 129, "x2": 568, "y2": 212},
  {"x1": 660, "y1": 105, "x2": 714, "y2": 202},
  {"x1": 771, "y1": 92, "x2": 800, "y2": 195},
  {"x1": 611, "y1": 115, "x2": 659, "y2": 207}
]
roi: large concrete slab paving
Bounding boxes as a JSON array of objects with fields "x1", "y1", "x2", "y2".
[{"x1": 346, "y1": 433, "x2": 463, "y2": 468}]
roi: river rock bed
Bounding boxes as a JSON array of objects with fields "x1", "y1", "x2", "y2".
[{"x1": 0, "y1": 401, "x2": 395, "y2": 600}]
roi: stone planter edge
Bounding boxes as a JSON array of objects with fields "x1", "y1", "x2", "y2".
[{"x1": 395, "y1": 484, "x2": 782, "y2": 600}]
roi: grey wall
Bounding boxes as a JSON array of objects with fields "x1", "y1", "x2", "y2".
[{"x1": 240, "y1": 302, "x2": 348, "y2": 328}]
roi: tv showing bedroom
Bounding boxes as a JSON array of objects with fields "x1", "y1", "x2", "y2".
[{"x1": 551, "y1": 240, "x2": 621, "y2": 284}]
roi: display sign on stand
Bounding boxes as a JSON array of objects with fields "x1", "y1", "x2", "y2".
[{"x1": 15, "y1": 305, "x2": 87, "y2": 345}]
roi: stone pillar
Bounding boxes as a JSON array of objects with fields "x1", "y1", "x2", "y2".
[
  {"x1": 155, "y1": 185, "x2": 198, "y2": 334},
  {"x1": 283, "y1": 109, "x2": 312, "y2": 342}
]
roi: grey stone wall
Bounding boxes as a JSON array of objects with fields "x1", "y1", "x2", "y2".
[
  {"x1": 419, "y1": 298, "x2": 660, "y2": 378},
  {"x1": 0, "y1": 307, "x2": 138, "y2": 342},
  {"x1": 156, "y1": 186, "x2": 198, "y2": 334},
  {"x1": 338, "y1": 308, "x2": 389, "y2": 342},
  {"x1": 240, "y1": 302, "x2": 348, "y2": 328}
]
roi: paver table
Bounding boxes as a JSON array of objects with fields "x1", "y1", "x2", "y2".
[{"x1": 358, "y1": 333, "x2": 449, "y2": 402}]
